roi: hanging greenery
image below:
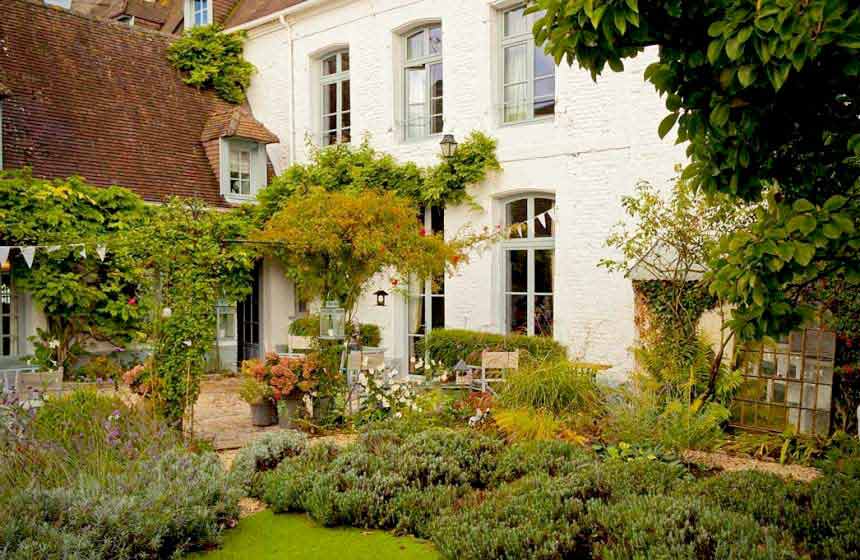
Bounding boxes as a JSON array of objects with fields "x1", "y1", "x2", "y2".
[
  {"x1": 125, "y1": 198, "x2": 257, "y2": 428},
  {"x1": 0, "y1": 169, "x2": 147, "y2": 373},
  {"x1": 633, "y1": 279, "x2": 718, "y2": 341},
  {"x1": 166, "y1": 24, "x2": 255, "y2": 104},
  {"x1": 256, "y1": 131, "x2": 500, "y2": 221}
]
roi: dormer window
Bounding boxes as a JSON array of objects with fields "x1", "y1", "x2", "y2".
[
  {"x1": 185, "y1": 0, "x2": 212, "y2": 28},
  {"x1": 220, "y1": 138, "x2": 265, "y2": 203}
]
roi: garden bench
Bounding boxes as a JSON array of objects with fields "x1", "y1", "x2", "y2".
[{"x1": 472, "y1": 351, "x2": 519, "y2": 394}]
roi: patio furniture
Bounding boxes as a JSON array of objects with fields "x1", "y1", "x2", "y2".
[
  {"x1": 472, "y1": 350, "x2": 519, "y2": 394},
  {"x1": 288, "y1": 335, "x2": 313, "y2": 354},
  {"x1": 2, "y1": 369, "x2": 62, "y2": 408}
]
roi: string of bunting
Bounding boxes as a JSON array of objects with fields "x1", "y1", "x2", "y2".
[
  {"x1": 508, "y1": 206, "x2": 557, "y2": 236},
  {"x1": 0, "y1": 243, "x2": 109, "y2": 269}
]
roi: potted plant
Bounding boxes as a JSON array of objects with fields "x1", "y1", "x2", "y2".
[{"x1": 240, "y1": 359, "x2": 277, "y2": 426}]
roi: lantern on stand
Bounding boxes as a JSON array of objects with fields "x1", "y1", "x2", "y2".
[
  {"x1": 319, "y1": 299, "x2": 346, "y2": 340},
  {"x1": 374, "y1": 290, "x2": 389, "y2": 307}
]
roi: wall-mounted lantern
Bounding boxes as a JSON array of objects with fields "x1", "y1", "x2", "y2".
[
  {"x1": 374, "y1": 290, "x2": 389, "y2": 307},
  {"x1": 319, "y1": 299, "x2": 346, "y2": 340},
  {"x1": 440, "y1": 134, "x2": 458, "y2": 159}
]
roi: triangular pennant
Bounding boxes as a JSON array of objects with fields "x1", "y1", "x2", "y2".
[
  {"x1": 535, "y1": 212, "x2": 546, "y2": 229},
  {"x1": 547, "y1": 208, "x2": 557, "y2": 223},
  {"x1": 79, "y1": 246, "x2": 87, "y2": 260},
  {"x1": 0, "y1": 247, "x2": 9, "y2": 266},
  {"x1": 21, "y1": 246, "x2": 36, "y2": 268},
  {"x1": 46, "y1": 245, "x2": 61, "y2": 253},
  {"x1": 96, "y1": 245, "x2": 107, "y2": 262}
]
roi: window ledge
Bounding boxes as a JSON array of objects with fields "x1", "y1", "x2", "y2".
[
  {"x1": 498, "y1": 115, "x2": 555, "y2": 129},
  {"x1": 223, "y1": 193, "x2": 257, "y2": 205}
]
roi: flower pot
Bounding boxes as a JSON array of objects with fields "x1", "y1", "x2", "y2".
[
  {"x1": 313, "y1": 396, "x2": 335, "y2": 421},
  {"x1": 250, "y1": 400, "x2": 277, "y2": 427},
  {"x1": 277, "y1": 396, "x2": 302, "y2": 428}
]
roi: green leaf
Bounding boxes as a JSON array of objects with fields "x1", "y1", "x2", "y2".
[
  {"x1": 708, "y1": 21, "x2": 726, "y2": 37},
  {"x1": 614, "y1": 10, "x2": 627, "y2": 34},
  {"x1": 625, "y1": 0, "x2": 638, "y2": 13},
  {"x1": 849, "y1": 134, "x2": 860, "y2": 156},
  {"x1": 767, "y1": 63, "x2": 790, "y2": 92},
  {"x1": 787, "y1": 214, "x2": 817, "y2": 235},
  {"x1": 832, "y1": 214, "x2": 855, "y2": 234},
  {"x1": 726, "y1": 37, "x2": 743, "y2": 60},
  {"x1": 823, "y1": 195, "x2": 847, "y2": 211},
  {"x1": 793, "y1": 243, "x2": 815, "y2": 266},
  {"x1": 608, "y1": 57, "x2": 624, "y2": 72},
  {"x1": 590, "y1": 5, "x2": 609, "y2": 28},
  {"x1": 822, "y1": 223, "x2": 841, "y2": 239},
  {"x1": 658, "y1": 112, "x2": 679, "y2": 139},
  {"x1": 738, "y1": 65, "x2": 756, "y2": 87},
  {"x1": 707, "y1": 39, "x2": 724, "y2": 64},
  {"x1": 792, "y1": 199, "x2": 815, "y2": 213},
  {"x1": 710, "y1": 104, "x2": 730, "y2": 128}
]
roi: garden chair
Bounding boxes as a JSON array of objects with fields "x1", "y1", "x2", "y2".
[
  {"x1": 473, "y1": 351, "x2": 518, "y2": 394},
  {"x1": 288, "y1": 335, "x2": 313, "y2": 354}
]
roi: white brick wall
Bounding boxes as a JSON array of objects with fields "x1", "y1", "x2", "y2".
[{"x1": 241, "y1": 0, "x2": 686, "y2": 379}]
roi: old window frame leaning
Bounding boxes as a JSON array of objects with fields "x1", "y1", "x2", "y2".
[
  {"x1": 499, "y1": 4, "x2": 556, "y2": 124},
  {"x1": 185, "y1": 0, "x2": 212, "y2": 28},
  {"x1": 501, "y1": 194, "x2": 555, "y2": 337},
  {"x1": 402, "y1": 24, "x2": 443, "y2": 140},
  {"x1": 320, "y1": 50, "x2": 351, "y2": 146},
  {"x1": 733, "y1": 328, "x2": 836, "y2": 436}
]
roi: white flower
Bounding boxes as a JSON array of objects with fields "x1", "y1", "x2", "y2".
[
  {"x1": 380, "y1": 397, "x2": 390, "y2": 408},
  {"x1": 394, "y1": 412, "x2": 402, "y2": 418},
  {"x1": 47, "y1": 339, "x2": 59, "y2": 349},
  {"x1": 182, "y1": 340, "x2": 192, "y2": 347},
  {"x1": 161, "y1": 307, "x2": 172, "y2": 318}
]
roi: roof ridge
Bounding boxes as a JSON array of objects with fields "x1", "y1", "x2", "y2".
[{"x1": 11, "y1": 0, "x2": 180, "y2": 42}]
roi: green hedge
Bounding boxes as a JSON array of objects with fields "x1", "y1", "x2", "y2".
[
  {"x1": 288, "y1": 314, "x2": 381, "y2": 347},
  {"x1": 417, "y1": 329, "x2": 568, "y2": 367}
]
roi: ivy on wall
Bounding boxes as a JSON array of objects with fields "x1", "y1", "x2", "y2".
[
  {"x1": 167, "y1": 25, "x2": 255, "y2": 104},
  {"x1": 633, "y1": 279, "x2": 719, "y2": 342}
]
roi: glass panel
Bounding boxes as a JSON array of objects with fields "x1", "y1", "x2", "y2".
[
  {"x1": 341, "y1": 128, "x2": 351, "y2": 144},
  {"x1": 240, "y1": 151, "x2": 250, "y2": 174},
  {"x1": 431, "y1": 296, "x2": 445, "y2": 329},
  {"x1": 323, "y1": 83, "x2": 337, "y2": 114},
  {"x1": 430, "y1": 63, "x2": 443, "y2": 98},
  {"x1": 230, "y1": 176, "x2": 240, "y2": 194},
  {"x1": 506, "y1": 199, "x2": 528, "y2": 238},
  {"x1": 506, "y1": 250, "x2": 527, "y2": 293},
  {"x1": 430, "y1": 205, "x2": 444, "y2": 234},
  {"x1": 535, "y1": 249, "x2": 553, "y2": 293},
  {"x1": 504, "y1": 44, "x2": 528, "y2": 84},
  {"x1": 431, "y1": 116, "x2": 444, "y2": 134},
  {"x1": 534, "y1": 76, "x2": 554, "y2": 99},
  {"x1": 816, "y1": 384, "x2": 831, "y2": 410},
  {"x1": 772, "y1": 380, "x2": 787, "y2": 404},
  {"x1": 407, "y1": 30, "x2": 425, "y2": 60},
  {"x1": 534, "y1": 197, "x2": 553, "y2": 238},
  {"x1": 341, "y1": 79, "x2": 351, "y2": 111},
  {"x1": 761, "y1": 352, "x2": 776, "y2": 377},
  {"x1": 406, "y1": 67, "x2": 427, "y2": 138},
  {"x1": 340, "y1": 51, "x2": 350, "y2": 72},
  {"x1": 323, "y1": 55, "x2": 337, "y2": 76},
  {"x1": 534, "y1": 46, "x2": 555, "y2": 78},
  {"x1": 507, "y1": 294, "x2": 528, "y2": 334},
  {"x1": 324, "y1": 131, "x2": 338, "y2": 146},
  {"x1": 342, "y1": 112, "x2": 351, "y2": 129},
  {"x1": 429, "y1": 25, "x2": 442, "y2": 54},
  {"x1": 408, "y1": 293, "x2": 426, "y2": 336},
  {"x1": 535, "y1": 295, "x2": 553, "y2": 336},
  {"x1": 814, "y1": 412, "x2": 830, "y2": 435},
  {"x1": 431, "y1": 272, "x2": 445, "y2": 296},
  {"x1": 535, "y1": 98, "x2": 556, "y2": 117},
  {"x1": 504, "y1": 6, "x2": 527, "y2": 37}
]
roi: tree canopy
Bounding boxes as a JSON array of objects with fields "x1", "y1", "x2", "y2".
[{"x1": 532, "y1": 0, "x2": 860, "y2": 340}]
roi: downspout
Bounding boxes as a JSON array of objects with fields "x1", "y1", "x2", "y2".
[{"x1": 279, "y1": 14, "x2": 297, "y2": 168}]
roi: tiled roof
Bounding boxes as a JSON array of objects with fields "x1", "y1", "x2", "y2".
[
  {"x1": 0, "y1": 0, "x2": 277, "y2": 206},
  {"x1": 201, "y1": 106, "x2": 279, "y2": 144},
  {"x1": 71, "y1": 0, "x2": 243, "y2": 33},
  {"x1": 224, "y1": 0, "x2": 305, "y2": 29}
]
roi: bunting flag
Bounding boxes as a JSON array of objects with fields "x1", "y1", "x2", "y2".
[
  {"x1": 536, "y1": 212, "x2": 546, "y2": 230},
  {"x1": 47, "y1": 245, "x2": 61, "y2": 253},
  {"x1": 21, "y1": 246, "x2": 36, "y2": 268},
  {"x1": 0, "y1": 247, "x2": 9, "y2": 267},
  {"x1": 96, "y1": 245, "x2": 107, "y2": 262},
  {"x1": 80, "y1": 246, "x2": 87, "y2": 260}
]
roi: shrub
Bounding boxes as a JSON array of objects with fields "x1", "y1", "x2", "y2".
[
  {"x1": 262, "y1": 442, "x2": 340, "y2": 513},
  {"x1": 418, "y1": 328, "x2": 567, "y2": 367},
  {"x1": 493, "y1": 408, "x2": 566, "y2": 442},
  {"x1": 596, "y1": 458, "x2": 689, "y2": 498},
  {"x1": 587, "y1": 494, "x2": 795, "y2": 560},
  {"x1": 499, "y1": 358, "x2": 602, "y2": 415},
  {"x1": 230, "y1": 430, "x2": 308, "y2": 496},
  {"x1": 396, "y1": 428, "x2": 503, "y2": 488},
  {"x1": 798, "y1": 475, "x2": 860, "y2": 560},
  {"x1": 492, "y1": 440, "x2": 594, "y2": 484},
  {"x1": 1, "y1": 448, "x2": 241, "y2": 559},
  {"x1": 430, "y1": 474, "x2": 600, "y2": 559},
  {"x1": 388, "y1": 484, "x2": 465, "y2": 538}
]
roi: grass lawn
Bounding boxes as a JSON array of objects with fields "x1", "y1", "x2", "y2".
[{"x1": 189, "y1": 511, "x2": 439, "y2": 559}]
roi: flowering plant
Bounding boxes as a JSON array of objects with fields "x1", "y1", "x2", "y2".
[
  {"x1": 241, "y1": 352, "x2": 322, "y2": 402},
  {"x1": 411, "y1": 356, "x2": 450, "y2": 382},
  {"x1": 121, "y1": 359, "x2": 156, "y2": 397},
  {"x1": 355, "y1": 371, "x2": 421, "y2": 424}
]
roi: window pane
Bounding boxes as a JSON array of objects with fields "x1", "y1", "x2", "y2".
[
  {"x1": 240, "y1": 151, "x2": 250, "y2": 174},
  {"x1": 534, "y1": 76, "x2": 554, "y2": 99},
  {"x1": 229, "y1": 150, "x2": 239, "y2": 172},
  {"x1": 535, "y1": 295, "x2": 553, "y2": 336},
  {"x1": 506, "y1": 199, "x2": 528, "y2": 237},
  {"x1": 429, "y1": 25, "x2": 442, "y2": 54},
  {"x1": 340, "y1": 51, "x2": 350, "y2": 72},
  {"x1": 230, "y1": 177, "x2": 240, "y2": 194},
  {"x1": 407, "y1": 67, "x2": 427, "y2": 104},
  {"x1": 323, "y1": 83, "x2": 337, "y2": 114},
  {"x1": 506, "y1": 249, "x2": 527, "y2": 293},
  {"x1": 408, "y1": 294, "x2": 425, "y2": 335},
  {"x1": 534, "y1": 197, "x2": 554, "y2": 237},
  {"x1": 535, "y1": 98, "x2": 555, "y2": 117},
  {"x1": 430, "y1": 205, "x2": 444, "y2": 234},
  {"x1": 431, "y1": 98, "x2": 443, "y2": 117},
  {"x1": 504, "y1": 44, "x2": 528, "y2": 84},
  {"x1": 431, "y1": 116, "x2": 444, "y2": 134},
  {"x1": 535, "y1": 249, "x2": 553, "y2": 293},
  {"x1": 431, "y1": 296, "x2": 445, "y2": 329},
  {"x1": 341, "y1": 79, "x2": 351, "y2": 111},
  {"x1": 341, "y1": 128, "x2": 351, "y2": 144},
  {"x1": 534, "y1": 46, "x2": 554, "y2": 78},
  {"x1": 322, "y1": 55, "x2": 337, "y2": 76},
  {"x1": 323, "y1": 114, "x2": 337, "y2": 132},
  {"x1": 407, "y1": 30, "x2": 425, "y2": 60},
  {"x1": 504, "y1": 6, "x2": 527, "y2": 37},
  {"x1": 406, "y1": 67, "x2": 427, "y2": 138},
  {"x1": 323, "y1": 131, "x2": 338, "y2": 146},
  {"x1": 430, "y1": 63, "x2": 443, "y2": 98},
  {"x1": 342, "y1": 111, "x2": 351, "y2": 129},
  {"x1": 507, "y1": 294, "x2": 528, "y2": 334}
]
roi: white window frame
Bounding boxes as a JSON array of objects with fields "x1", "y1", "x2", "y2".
[
  {"x1": 499, "y1": 4, "x2": 556, "y2": 125},
  {"x1": 402, "y1": 24, "x2": 444, "y2": 141},
  {"x1": 0, "y1": 272, "x2": 18, "y2": 358},
  {"x1": 319, "y1": 50, "x2": 351, "y2": 146},
  {"x1": 499, "y1": 194, "x2": 555, "y2": 336},
  {"x1": 220, "y1": 138, "x2": 265, "y2": 204},
  {"x1": 184, "y1": 0, "x2": 213, "y2": 29},
  {"x1": 407, "y1": 206, "x2": 445, "y2": 370},
  {"x1": 216, "y1": 300, "x2": 237, "y2": 344}
]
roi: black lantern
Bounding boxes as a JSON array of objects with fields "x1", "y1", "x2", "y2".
[
  {"x1": 440, "y1": 134, "x2": 458, "y2": 158},
  {"x1": 374, "y1": 289, "x2": 389, "y2": 307}
]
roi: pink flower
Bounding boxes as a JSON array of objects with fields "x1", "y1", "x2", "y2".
[{"x1": 127, "y1": 297, "x2": 137, "y2": 305}]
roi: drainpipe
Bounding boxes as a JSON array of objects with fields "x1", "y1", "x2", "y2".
[{"x1": 278, "y1": 14, "x2": 297, "y2": 168}]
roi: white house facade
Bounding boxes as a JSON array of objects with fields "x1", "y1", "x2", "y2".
[{"x1": 231, "y1": 0, "x2": 686, "y2": 380}]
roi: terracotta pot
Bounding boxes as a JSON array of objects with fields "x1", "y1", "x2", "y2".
[
  {"x1": 250, "y1": 400, "x2": 277, "y2": 427},
  {"x1": 277, "y1": 396, "x2": 302, "y2": 428}
]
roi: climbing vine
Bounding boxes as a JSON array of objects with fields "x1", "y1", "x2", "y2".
[
  {"x1": 256, "y1": 131, "x2": 500, "y2": 220},
  {"x1": 167, "y1": 25, "x2": 255, "y2": 104},
  {"x1": 633, "y1": 279, "x2": 718, "y2": 342}
]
